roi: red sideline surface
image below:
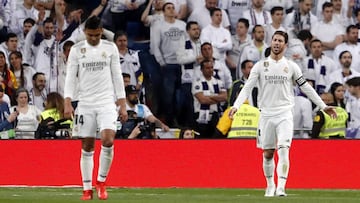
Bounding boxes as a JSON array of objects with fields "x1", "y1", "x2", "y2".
[{"x1": 0, "y1": 139, "x2": 359, "y2": 189}]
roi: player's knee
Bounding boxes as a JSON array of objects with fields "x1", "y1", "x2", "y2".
[{"x1": 263, "y1": 150, "x2": 275, "y2": 159}]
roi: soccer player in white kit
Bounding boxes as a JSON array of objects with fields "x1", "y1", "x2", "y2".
[
  {"x1": 229, "y1": 31, "x2": 337, "y2": 197},
  {"x1": 64, "y1": 16, "x2": 128, "y2": 200}
]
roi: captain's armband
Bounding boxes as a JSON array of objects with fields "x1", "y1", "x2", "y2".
[{"x1": 295, "y1": 76, "x2": 306, "y2": 86}]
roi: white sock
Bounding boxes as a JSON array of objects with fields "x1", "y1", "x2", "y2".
[
  {"x1": 80, "y1": 150, "x2": 94, "y2": 190},
  {"x1": 277, "y1": 147, "x2": 290, "y2": 189},
  {"x1": 97, "y1": 145, "x2": 114, "y2": 183},
  {"x1": 263, "y1": 154, "x2": 275, "y2": 187}
]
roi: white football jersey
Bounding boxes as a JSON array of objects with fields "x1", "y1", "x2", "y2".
[{"x1": 64, "y1": 39, "x2": 125, "y2": 106}]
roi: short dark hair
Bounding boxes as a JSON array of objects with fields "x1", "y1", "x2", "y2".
[
  {"x1": 209, "y1": 7, "x2": 221, "y2": 17},
  {"x1": 339, "y1": 50, "x2": 351, "y2": 60},
  {"x1": 252, "y1": 24, "x2": 263, "y2": 34},
  {"x1": 186, "y1": 21, "x2": 198, "y2": 31},
  {"x1": 322, "y1": 2, "x2": 333, "y2": 11},
  {"x1": 237, "y1": 18, "x2": 249, "y2": 29},
  {"x1": 297, "y1": 30, "x2": 313, "y2": 41},
  {"x1": 43, "y1": 17, "x2": 53, "y2": 25},
  {"x1": 310, "y1": 39, "x2": 322, "y2": 47},
  {"x1": 122, "y1": 72, "x2": 131, "y2": 78},
  {"x1": 272, "y1": 30, "x2": 288, "y2": 44},
  {"x1": 162, "y1": 2, "x2": 174, "y2": 11},
  {"x1": 346, "y1": 24, "x2": 358, "y2": 34},
  {"x1": 241, "y1": 60, "x2": 253, "y2": 70},
  {"x1": 113, "y1": 30, "x2": 128, "y2": 42},
  {"x1": 6, "y1": 33, "x2": 17, "y2": 42},
  {"x1": 270, "y1": 6, "x2": 284, "y2": 15},
  {"x1": 200, "y1": 42, "x2": 212, "y2": 49},
  {"x1": 63, "y1": 40, "x2": 74, "y2": 51},
  {"x1": 32, "y1": 72, "x2": 45, "y2": 81},
  {"x1": 23, "y1": 18, "x2": 35, "y2": 26},
  {"x1": 346, "y1": 77, "x2": 360, "y2": 87},
  {"x1": 85, "y1": 16, "x2": 102, "y2": 30}
]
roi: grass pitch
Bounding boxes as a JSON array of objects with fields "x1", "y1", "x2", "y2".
[{"x1": 0, "y1": 187, "x2": 359, "y2": 203}]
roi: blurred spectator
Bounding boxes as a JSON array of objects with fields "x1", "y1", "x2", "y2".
[
  {"x1": 29, "y1": 72, "x2": 47, "y2": 111},
  {"x1": 11, "y1": 88, "x2": 41, "y2": 139},
  {"x1": 0, "y1": 85, "x2": 10, "y2": 108},
  {"x1": 345, "y1": 77, "x2": 360, "y2": 132},
  {"x1": 285, "y1": 29, "x2": 313, "y2": 72},
  {"x1": 293, "y1": 91, "x2": 313, "y2": 138},
  {"x1": 326, "y1": 50, "x2": 360, "y2": 91},
  {"x1": 122, "y1": 73, "x2": 131, "y2": 87},
  {"x1": 57, "y1": 40, "x2": 74, "y2": 97},
  {"x1": 0, "y1": 0, "x2": 11, "y2": 43},
  {"x1": 264, "y1": 6, "x2": 287, "y2": 45},
  {"x1": 200, "y1": 7, "x2": 232, "y2": 63},
  {"x1": 152, "y1": 2, "x2": 186, "y2": 127},
  {"x1": 331, "y1": 0, "x2": 354, "y2": 30},
  {"x1": 218, "y1": 0, "x2": 251, "y2": 34},
  {"x1": 192, "y1": 59, "x2": 227, "y2": 138},
  {"x1": 176, "y1": 21, "x2": 201, "y2": 127},
  {"x1": 333, "y1": 25, "x2": 360, "y2": 72},
  {"x1": 243, "y1": 0, "x2": 272, "y2": 34},
  {"x1": 178, "y1": 127, "x2": 195, "y2": 139},
  {"x1": 9, "y1": 51, "x2": 36, "y2": 92},
  {"x1": 284, "y1": 0, "x2": 318, "y2": 37},
  {"x1": 311, "y1": 92, "x2": 348, "y2": 139},
  {"x1": 165, "y1": 0, "x2": 187, "y2": 20},
  {"x1": 18, "y1": 18, "x2": 36, "y2": 54},
  {"x1": 226, "y1": 18, "x2": 251, "y2": 80},
  {"x1": 9, "y1": 0, "x2": 38, "y2": 37},
  {"x1": 228, "y1": 60, "x2": 257, "y2": 107},
  {"x1": 239, "y1": 25, "x2": 268, "y2": 66},
  {"x1": 302, "y1": 39, "x2": 337, "y2": 94},
  {"x1": 119, "y1": 85, "x2": 169, "y2": 139},
  {"x1": 195, "y1": 42, "x2": 233, "y2": 91},
  {"x1": 311, "y1": 2, "x2": 344, "y2": 57},
  {"x1": 0, "y1": 51, "x2": 18, "y2": 104},
  {"x1": 0, "y1": 89, "x2": 17, "y2": 139},
  {"x1": 329, "y1": 82, "x2": 346, "y2": 109},
  {"x1": 39, "y1": 91, "x2": 71, "y2": 130},
  {"x1": 0, "y1": 33, "x2": 19, "y2": 65},
  {"x1": 106, "y1": 0, "x2": 147, "y2": 33},
  {"x1": 114, "y1": 31, "x2": 142, "y2": 89},
  {"x1": 188, "y1": 0, "x2": 230, "y2": 29},
  {"x1": 263, "y1": 0, "x2": 293, "y2": 13}
]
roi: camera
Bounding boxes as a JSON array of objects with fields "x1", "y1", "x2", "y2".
[{"x1": 116, "y1": 110, "x2": 155, "y2": 139}]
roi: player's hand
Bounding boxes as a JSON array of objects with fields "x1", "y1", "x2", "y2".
[
  {"x1": 228, "y1": 107, "x2": 237, "y2": 119},
  {"x1": 119, "y1": 107, "x2": 128, "y2": 123},
  {"x1": 64, "y1": 101, "x2": 74, "y2": 119},
  {"x1": 323, "y1": 106, "x2": 337, "y2": 119}
]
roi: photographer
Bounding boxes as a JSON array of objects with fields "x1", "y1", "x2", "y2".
[{"x1": 118, "y1": 85, "x2": 169, "y2": 139}]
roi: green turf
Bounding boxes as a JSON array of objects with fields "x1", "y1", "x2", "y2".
[{"x1": 0, "y1": 187, "x2": 359, "y2": 203}]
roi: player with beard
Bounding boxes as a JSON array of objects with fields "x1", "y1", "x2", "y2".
[
  {"x1": 124, "y1": 85, "x2": 169, "y2": 139},
  {"x1": 229, "y1": 31, "x2": 337, "y2": 197}
]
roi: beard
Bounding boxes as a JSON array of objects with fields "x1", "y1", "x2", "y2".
[{"x1": 129, "y1": 98, "x2": 139, "y2": 105}]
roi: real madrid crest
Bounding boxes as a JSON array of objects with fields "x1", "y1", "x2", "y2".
[
  {"x1": 283, "y1": 67, "x2": 288, "y2": 73},
  {"x1": 264, "y1": 61, "x2": 269, "y2": 72},
  {"x1": 81, "y1": 48, "x2": 86, "y2": 58},
  {"x1": 102, "y1": 52, "x2": 107, "y2": 58}
]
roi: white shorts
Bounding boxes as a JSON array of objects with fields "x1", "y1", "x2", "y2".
[
  {"x1": 256, "y1": 111, "x2": 293, "y2": 149},
  {"x1": 75, "y1": 103, "x2": 118, "y2": 138}
]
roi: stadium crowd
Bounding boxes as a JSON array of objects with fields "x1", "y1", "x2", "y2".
[{"x1": 0, "y1": 0, "x2": 359, "y2": 139}]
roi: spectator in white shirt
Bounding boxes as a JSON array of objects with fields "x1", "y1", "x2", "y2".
[
  {"x1": 310, "y1": 2, "x2": 344, "y2": 57},
  {"x1": 200, "y1": 7, "x2": 232, "y2": 63}
]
